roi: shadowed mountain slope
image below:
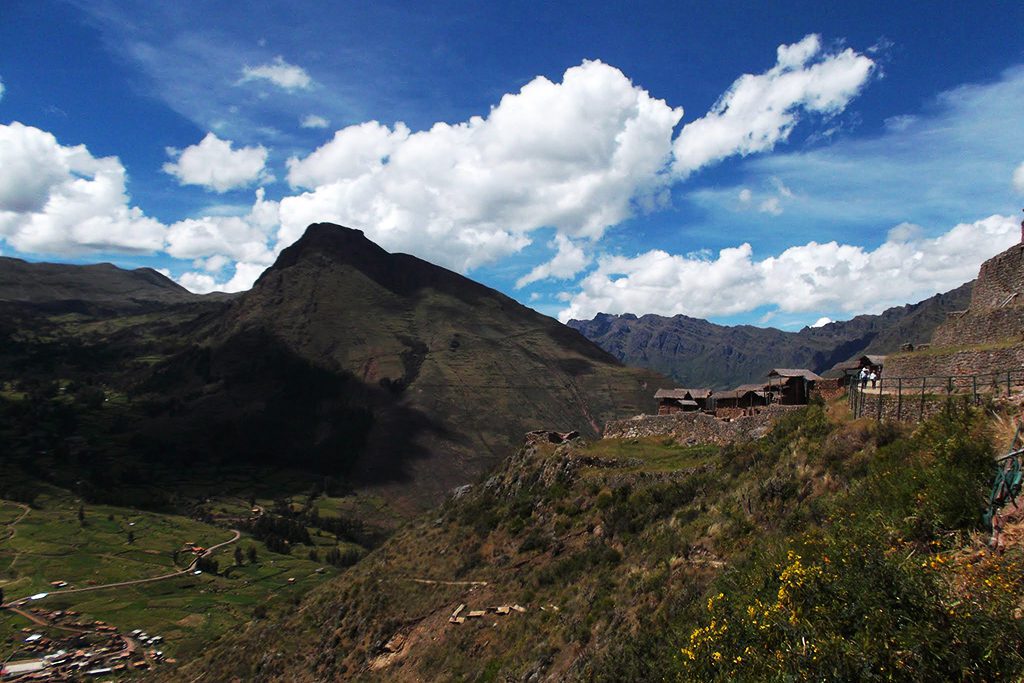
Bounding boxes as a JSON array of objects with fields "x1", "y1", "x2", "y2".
[
  {"x1": 154, "y1": 223, "x2": 665, "y2": 511},
  {"x1": 568, "y1": 282, "x2": 973, "y2": 388}
]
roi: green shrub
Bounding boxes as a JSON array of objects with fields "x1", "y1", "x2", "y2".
[{"x1": 677, "y1": 400, "x2": 1022, "y2": 681}]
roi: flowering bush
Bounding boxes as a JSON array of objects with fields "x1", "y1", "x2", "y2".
[{"x1": 679, "y1": 402, "x2": 1024, "y2": 681}]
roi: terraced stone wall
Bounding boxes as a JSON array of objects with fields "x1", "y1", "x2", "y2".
[
  {"x1": 883, "y1": 345, "x2": 1024, "y2": 385},
  {"x1": 603, "y1": 405, "x2": 801, "y2": 446}
]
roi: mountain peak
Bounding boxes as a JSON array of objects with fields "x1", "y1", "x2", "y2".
[
  {"x1": 257, "y1": 222, "x2": 499, "y2": 304},
  {"x1": 269, "y1": 223, "x2": 387, "y2": 272}
]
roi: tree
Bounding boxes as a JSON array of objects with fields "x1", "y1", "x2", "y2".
[
  {"x1": 127, "y1": 530, "x2": 135, "y2": 544},
  {"x1": 234, "y1": 546, "x2": 244, "y2": 566},
  {"x1": 77, "y1": 504, "x2": 85, "y2": 525},
  {"x1": 247, "y1": 545, "x2": 258, "y2": 564}
]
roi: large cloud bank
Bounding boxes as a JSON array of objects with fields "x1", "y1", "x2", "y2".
[
  {"x1": 0, "y1": 122, "x2": 164, "y2": 255},
  {"x1": 280, "y1": 59, "x2": 684, "y2": 272},
  {"x1": 557, "y1": 214, "x2": 1018, "y2": 322},
  {"x1": 7, "y1": 33, "x2": 1005, "y2": 322}
]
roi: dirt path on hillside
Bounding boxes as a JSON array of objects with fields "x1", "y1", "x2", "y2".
[
  {"x1": 396, "y1": 577, "x2": 489, "y2": 587},
  {"x1": 0, "y1": 501, "x2": 30, "y2": 544}
]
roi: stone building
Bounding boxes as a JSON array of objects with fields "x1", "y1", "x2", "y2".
[
  {"x1": 654, "y1": 388, "x2": 711, "y2": 414},
  {"x1": 885, "y1": 242, "x2": 1024, "y2": 381},
  {"x1": 766, "y1": 368, "x2": 822, "y2": 405}
]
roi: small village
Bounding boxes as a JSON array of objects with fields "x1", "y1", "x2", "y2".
[
  {"x1": 0, "y1": 533, "x2": 243, "y2": 680},
  {"x1": 0, "y1": 608, "x2": 168, "y2": 680},
  {"x1": 651, "y1": 359, "x2": 882, "y2": 418}
]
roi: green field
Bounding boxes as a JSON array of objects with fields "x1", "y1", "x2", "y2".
[{"x1": 0, "y1": 485, "x2": 346, "y2": 660}]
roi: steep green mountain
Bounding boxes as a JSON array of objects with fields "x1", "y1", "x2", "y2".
[
  {"x1": 567, "y1": 282, "x2": 973, "y2": 388},
  {"x1": 173, "y1": 223, "x2": 665, "y2": 511},
  {"x1": 0, "y1": 224, "x2": 664, "y2": 516}
]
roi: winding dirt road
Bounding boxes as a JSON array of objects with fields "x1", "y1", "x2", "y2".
[{"x1": 0, "y1": 502, "x2": 30, "y2": 544}]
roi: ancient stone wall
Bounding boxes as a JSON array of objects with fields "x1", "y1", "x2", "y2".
[
  {"x1": 883, "y1": 345, "x2": 1024, "y2": 386},
  {"x1": 603, "y1": 405, "x2": 802, "y2": 446},
  {"x1": 970, "y1": 243, "x2": 1024, "y2": 312},
  {"x1": 814, "y1": 383, "x2": 845, "y2": 403},
  {"x1": 929, "y1": 243, "x2": 1024, "y2": 348},
  {"x1": 931, "y1": 307, "x2": 1024, "y2": 347}
]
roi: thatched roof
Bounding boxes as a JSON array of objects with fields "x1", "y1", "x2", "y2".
[
  {"x1": 821, "y1": 359, "x2": 861, "y2": 379},
  {"x1": 767, "y1": 368, "x2": 823, "y2": 381},
  {"x1": 654, "y1": 388, "x2": 711, "y2": 400},
  {"x1": 713, "y1": 389, "x2": 760, "y2": 401}
]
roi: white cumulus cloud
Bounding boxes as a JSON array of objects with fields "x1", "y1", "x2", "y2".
[
  {"x1": 177, "y1": 261, "x2": 268, "y2": 294},
  {"x1": 300, "y1": 114, "x2": 330, "y2": 129},
  {"x1": 0, "y1": 122, "x2": 165, "y2": 255},
  {"x1": 558, "y1": 214, "x2": 1018, "y2": 322},
  {"x1": 515, "y1": 234, "x2": 590, "y2": 288},
  {"x1": 166, "y1": 188, "x2": 279, "y2": 265},
  {"x1": 1014, "y1": 161, "x2": 1024, "y2": 194},
  {"x1": 277, "y1": 60, "x2": 683, "y2": 273},
  {"x1": 0, "y1": 75, "x2": 5, "y2": 101},
  {"x1": 239, "y1": 56, "x2": 313, "y2": 90},
  {"x1": 673, "y1": 34, "x2": 875, "y2": 177},
  {"x1": 286, "y1": 121, "x2": 411, "y2": 189},
  {"x1": 163, "y1": 132, "x2": 270, "y2": 193}
]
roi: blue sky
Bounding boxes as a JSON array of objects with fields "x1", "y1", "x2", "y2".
[{"x1": 1, "y1": 1, "x2": 1022, "y2": 328}]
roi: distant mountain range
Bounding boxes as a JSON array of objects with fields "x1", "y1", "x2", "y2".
[
  {"x1": 567, "y1": 283, "x2": 973, "y2": 389},
  {"x1": 0, "y1": 256, "x2": 212, "y2": 310}
]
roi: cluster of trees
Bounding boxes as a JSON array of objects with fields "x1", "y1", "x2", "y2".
[
  {"x1": 195, "y1": 555, "x2": 219, "y2": 575},
  {"x1": 244, "y1": 515, "x2": 311, "y2": 555}
]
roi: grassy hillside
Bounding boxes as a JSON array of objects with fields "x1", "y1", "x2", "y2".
[
  {"x1": 0, "y1": 484, "x2": 342, "y2": 663},
  {"x1": 166, "y1": 397, "x2": 1024, "y2": 681}
]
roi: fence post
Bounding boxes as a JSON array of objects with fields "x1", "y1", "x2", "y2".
[
  {"x1": 973, "y1": 375, "x2": 978, "y2": 404},
  {"x1": 920, "y1": 377, "x2": 926, "y2": 422},
  {"x1": 897, "y1": 378, "x2": 902, "y2": 421},
  {"x1": 876, "y1": 377, "x2": 883, "y2": 422},
  {"x1": 1009, "y1": 371, "x2": 1013, "y2": 397}
]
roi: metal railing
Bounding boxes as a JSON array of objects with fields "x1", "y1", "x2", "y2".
[{"x1": 849, "y1": 368, "x2": 1024, "y2": 421}]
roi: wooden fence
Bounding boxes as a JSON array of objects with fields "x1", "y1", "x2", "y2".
[{"x1": 849, "y1": 368, "x2": 1024, "y2": 421}]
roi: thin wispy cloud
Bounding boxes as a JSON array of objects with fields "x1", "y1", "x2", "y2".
[
  {"x1": 685, "y1": 64, "x2": 1024, "y2": 252},
  {"x1": 300, "y1": 114, "x2": 329, "y2": 129},
  {"x1": 239, "y1": 56, "x2": 313, "y2": 91}
]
